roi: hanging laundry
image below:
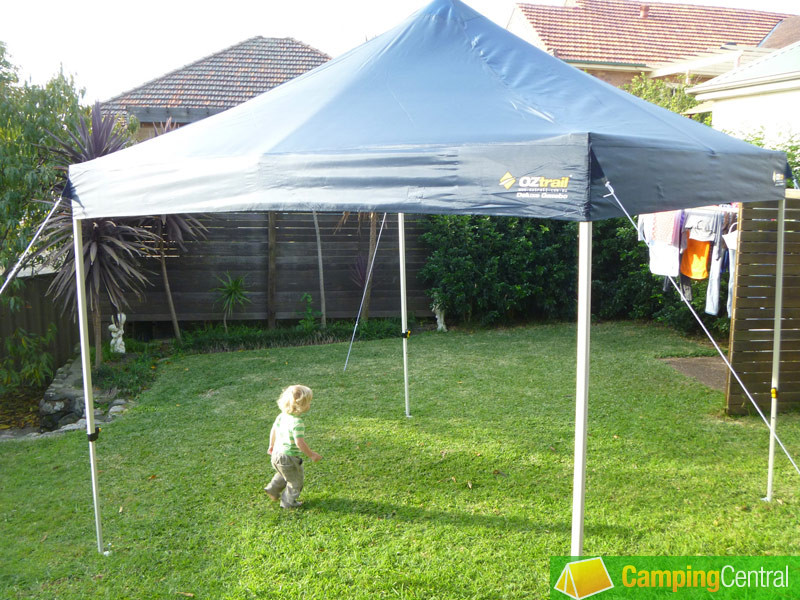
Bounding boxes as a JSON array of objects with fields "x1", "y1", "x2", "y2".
[
  {"x1": 638, "y1": 210, "x2": 683, "y2": 277},
  {"x1": 680, "y1": 238, "x2": 711, "y2": 279},
  {"x1": 640, "y1": 205, "x2": 737, "y2": 314},
  {"x1": 652, "y1": 210, "x2": 682, "y2": 245},
  {"x1": 705, "y1": 239, "x2": 724, "y2": 315},
  {"x1": 684, "y1": 212, "x2": 717, "y2": 242},
  {"x1": 722, "y1": 219, "x2": 739, "y2": 317}
]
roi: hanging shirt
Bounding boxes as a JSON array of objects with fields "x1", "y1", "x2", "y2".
[
  {"x1": 639, "y1": 211, "x2": 683, "y2": 277},
  {"x1": 680, "y1": 238, "x2": 711, "y2": 280}
]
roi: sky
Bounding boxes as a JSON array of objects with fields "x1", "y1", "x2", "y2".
[{"x1": 2, "y1": 0, "x2": 800, "y2": 104}]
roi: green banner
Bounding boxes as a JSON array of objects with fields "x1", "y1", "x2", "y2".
[{"x1": 550, "y1": 556, "x2": 800, "y2": 599}]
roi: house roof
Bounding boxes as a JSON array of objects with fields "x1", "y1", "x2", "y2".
[
  {"x1": 650, "y1": 44, "x2": 776, "y2": 80},
  {"x1": 516, "y1": 0, "x2": 792, "y2": 67},
  {"x1": 689, "y1": 40, "x2": 800, "y2": 94},
  {"x1": 103, "y1": 36, "x2": 330, "y2": 122},
  {"x1": 760, "y1": 15, "x2": 800, "y2": 49}
]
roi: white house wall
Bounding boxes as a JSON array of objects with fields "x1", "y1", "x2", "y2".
[{"x1": 704, "y1": 87, "x2": 800, "y2": 144}]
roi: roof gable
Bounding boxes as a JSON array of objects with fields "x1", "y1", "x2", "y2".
[
  {"x1": 517, "y1": 0, "x2": 791, "y2": 66},
  {"x1": 103, "y1": 36, "x2": 330, "y2": 120},
  {"x1": 761, "y1": 15, "x2": 800, "y2": 49}
]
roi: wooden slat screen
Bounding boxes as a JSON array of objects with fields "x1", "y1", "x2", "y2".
[{"x1": 726, "y1": 196, "x2": 800, "y2": 414}]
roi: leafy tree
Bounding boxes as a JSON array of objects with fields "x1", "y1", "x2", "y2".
[
  {"x1": 0, "y1": 42, "x2": 83, "y2": 391},
  {"x1": 623, "y1": 74, "x2": 710, "y2": 125},
  {"x1": 0, "y1": 42, "x2": 83, "y2": 297},
  {"x1": 740, "y1": 131, "x2": 799, "y2": 185}
]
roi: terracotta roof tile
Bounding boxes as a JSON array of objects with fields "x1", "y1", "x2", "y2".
[
  {"x1": 103, "y1": 36, "x2": 330, "y2": 117},
  {"x1": 518, "y1": 0, "x2": 791, "y2": 65},
  {"x1": 761, "y1": 15, "x2": 800, "y2": 48}
]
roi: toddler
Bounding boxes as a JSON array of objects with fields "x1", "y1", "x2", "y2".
[{"x1": 265, "y1": 384, "x2": 322, "y2": 508}]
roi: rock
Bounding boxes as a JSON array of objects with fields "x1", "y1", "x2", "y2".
[
  {"x1": 59, "y1": 419, "x2": 86, "y2": 432},
  {"x1": 58, "y1": 413, "x2": 80, "y2": 428},
  {"x1": 38, "y1": 356, "x2": 132, "y2": 432},
  {"x1": 39, "y1": 397, "x2": 69, "y2": 416}
]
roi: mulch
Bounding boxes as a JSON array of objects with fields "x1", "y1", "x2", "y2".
[
  {"x1": 660, "y1": 356, "x2": 727, "y2": 392},
  {"x1": 0, "y1": 387, "x2": 42, "y2": 430}
]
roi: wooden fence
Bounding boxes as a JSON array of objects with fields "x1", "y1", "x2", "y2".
[
  {"x1": 1, "y1": 212, "x2": 432, "y2": 371},
  {"x1": 0, "y1": 273, "x2": 80, "y2": 369},
  {"x1": 107, "y1": 212, "x2": 432, "y2": 325},
  {"x1": 726, "y1": 193, "x2": 800, "y2": 414}
]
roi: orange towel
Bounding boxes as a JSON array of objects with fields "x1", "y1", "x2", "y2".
[{"x1": 680, "y1": 238, "x2": 711, "y2": 280}]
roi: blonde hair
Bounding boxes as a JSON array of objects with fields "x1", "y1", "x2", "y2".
[{"x1": 277, "y1": 384, "x2": 313, "y2": 415}]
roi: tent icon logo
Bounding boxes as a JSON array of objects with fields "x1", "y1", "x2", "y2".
[
  {"x1": 554, "y1": 557, "x2": 614, "y2": 599},
  {"x1": 499, "y1": 171, "x2": 517, "y2": 190}
]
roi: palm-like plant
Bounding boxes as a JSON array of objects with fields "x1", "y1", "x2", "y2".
[
  {"x1": 38, "y1": 102, "x2": 157, "y2": 366},
  {"x1": 214, "y1": 273, "x2": 251, "y2": 334}
]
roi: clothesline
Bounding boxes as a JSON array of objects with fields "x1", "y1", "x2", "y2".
[
  {"x1": 637, "y1": 202, "x2": 737, "y2": 317},
  {"x1": 606, "y1": 181, "x2": 800, "y2": 481},
  {"x1": 686, "y1": 205, "x2": 738, "y2": 215}
]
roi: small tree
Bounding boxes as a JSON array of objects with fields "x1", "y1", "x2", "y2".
[
  {"x1": 141, "y1": 119, "x2": 208, "y2": 343},
  {"x1": 337, "y1": 212, "x2": 379, "y2": 320},
  {"x1": 39, "y1": 102, "x2": 157, "y2": 367},
  {"x1": 623, "y1": 74, "x2": 710, "y2": 125}
]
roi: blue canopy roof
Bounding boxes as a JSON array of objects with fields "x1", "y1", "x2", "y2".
[{"x1": 69, "y1": 0, "x2": 788, "y2": 221}]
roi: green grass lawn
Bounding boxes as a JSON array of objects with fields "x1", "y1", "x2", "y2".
[{"x1": 2, "y1": 321, "x2": 799, "y2": 599}]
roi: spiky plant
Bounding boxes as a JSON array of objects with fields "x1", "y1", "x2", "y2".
[
  {"x1": 213, "y1": 273, "x2": 251, "y2": 334},
  {"x1": 39, "y1": 102, "x2": 157, "y2": 366}
]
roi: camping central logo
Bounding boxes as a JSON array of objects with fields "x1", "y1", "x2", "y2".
[
  {"x1": 555, "y1": 557, "x2": 614, "y2": 599},
  {"x1": 499, "y1": 171, "x2": 517, "y2": 190}
]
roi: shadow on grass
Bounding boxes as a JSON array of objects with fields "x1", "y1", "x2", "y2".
[{"x1": 306, "y1": 496, "x2": 634, "y2": 540}]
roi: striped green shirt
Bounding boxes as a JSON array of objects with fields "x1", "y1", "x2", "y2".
[{"x1": 271, "y1": 413, "x2": 305, "y2": 457}]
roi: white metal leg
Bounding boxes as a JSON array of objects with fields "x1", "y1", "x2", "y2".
[
  {"x1": 73, "y1": 218, "x2": 104, "y2": 554},
  {"x1": 398, "y1": 213, "x2": 410, "y2": 418},
  {"x1": 766, "y1": 197, "x2": 786, "y2": 501},
  {"x1": 571, "y1": 221, "x2": 592, "y2": 556}
]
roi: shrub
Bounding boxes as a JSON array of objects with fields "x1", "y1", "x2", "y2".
[
  {"x1": 419, "y1": 215, "x2": 577, "y2": 324},
  {"x1": 420, "y1": 214, "x2": 731, "y2": 336},
  {"x1": 175, "y1": 319, "x2": 404, "y2": 355},
  {"x1": 93, "y1": 340, "x2": 165, "y2": 397},
  {"x1": 0, "y1": 325, "x2": 56, "y2": 394}
]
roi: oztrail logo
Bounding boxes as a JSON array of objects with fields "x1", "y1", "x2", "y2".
[
  {"x1": 498, "y1": 171, "x2": 570, "y2": 190},
  {"x1": 499, "y1": 171, "x2": 517, "y2": 190},
  {"x1": 499, "y1": 171, "x2": 571, "y2": 200},
  {"x1": 554, "y1": 557, "x2": 614, "y2": 599}
]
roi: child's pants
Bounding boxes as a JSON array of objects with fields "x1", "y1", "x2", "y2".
[{"x1": 266, "y1": 453, "x2": 304, "y2": 508}]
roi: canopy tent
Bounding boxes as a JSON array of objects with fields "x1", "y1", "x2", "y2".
[{"x1": 67, "y1": 0, "x2": 789, "y2": 557}]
